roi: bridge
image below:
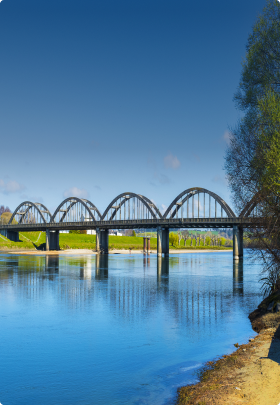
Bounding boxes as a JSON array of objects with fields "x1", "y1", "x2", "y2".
[{"x1": 0, "y1": 187, "x2": 260, "y2": 260}]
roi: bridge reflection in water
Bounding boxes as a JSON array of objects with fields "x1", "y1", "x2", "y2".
[{"x1": 0, "y1": 253, "x2": 247, "y2": 330}]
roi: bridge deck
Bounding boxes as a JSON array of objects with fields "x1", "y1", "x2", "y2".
[{"x1": 0, "y1": 217, "x2": 254, "y2": 232}]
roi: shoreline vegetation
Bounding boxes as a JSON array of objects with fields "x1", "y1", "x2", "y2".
[
  {"x1": 0, "y1": 232, "x2": 233, "y2": 252},
  {"x1": 177, "y1": 287, "x2": 280, "y2": 405}
]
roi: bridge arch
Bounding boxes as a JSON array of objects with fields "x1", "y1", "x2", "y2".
[
  {"x1": 163, "y1": 187, "x2": 236, "y2": 219},
  {"x1": 239, "y1": 192, "x2": 265, "y2": 218},
  {"x1": 8, "y1": 202, "x2": 52, "y2": 224},
  {"x1": 101, "y1": 192, "x2": 162, "y2": 220},
  {"x1": 51, "y1": 197, "x2": 102, "y2": 223}
]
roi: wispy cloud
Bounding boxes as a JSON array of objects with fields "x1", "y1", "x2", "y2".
[
  {"x1": 0, "y1": 179, "x2": 25, "y2": 194},
  {"x1": 160, "y1": 203, "x2": 167, "y2": 215},
  {"x1": 158, "y1": 173, "x2": 171, "y2": 185},
  {"x1": 20, "y1": 194, "x2": 44, "y2": 203},
  {"x1": 63, "y1": 187, "x2": 89, "y2": 199},
  {"x1": 164, "y1": 153, "x2": 181, "y2": 169},
  {"x1": 212, "y1": 175, "x2": 227, "y2": 186},
  {"x1": 222, "y1": 130, "x2": 231, "y2": 145}
]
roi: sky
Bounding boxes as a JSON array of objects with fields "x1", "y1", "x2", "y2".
[{"x1": 0, "y1": 0, "x2": 267, "y2": 215}]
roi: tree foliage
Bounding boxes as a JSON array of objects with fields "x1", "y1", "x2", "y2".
[
  {"x1": 0, "y1": 212, "x2": 16, "y2": 224},
  {"x1": 169, "y1": 232, "x2": 179, "y2": 247},
  {"x1": 69, "y1": 230, "x2": 87, "y2": 234},
  {"x1": 234, "y1": 0, "x2": 280, "y2": 112},
  {"x1": 225, "y1": 0, "x2": 280, "y2": 293},
  {"x1": 0, "y1": 206, "x2": 11, "y2": 216}
]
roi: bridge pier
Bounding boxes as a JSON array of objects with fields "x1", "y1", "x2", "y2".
[
  {"x1": 96, "y1": 228, "x2": 109, "y2": 254},
  {"x1": 0, "y1": 230, "x2": 19, "y2": 242},
  {"x1": 157, "y1": 227, "x2": 169, "y2": 257},
  {"x1": 46, "y1": 230, "x2": 60, "y2": 251},
  {"x1": 143, "y1": 237, "x2": 147, "y2": 253},
  {"x1": 233, "y1": 225, "x2": 243, "y2": 261}
]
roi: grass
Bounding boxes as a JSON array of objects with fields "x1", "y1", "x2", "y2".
[
  {"x1": 0, "y1": 232, "x2": 233, "y2": 251},
  {"x1": 177, "y1": 348, "x2": 247, "y2": 404}
]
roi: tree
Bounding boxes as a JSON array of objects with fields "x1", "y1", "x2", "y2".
[
  {"x1": 132, "y1": 230, "x2": 136, "y2": 237},
  {"x1": 225, "y1": 0, "x2": 280, "y2": 293},
  {"x1": 124, "y1": 229, "x2": 134, "y2": 236},
  {"x1": 0, "y1": 212, "x2": 16, "y2": 224},
  {"x1": 69, "y1": 230, "x2": 87, "y2": 234},
  {"x1": 181, "y1": 230, "x2": 189, "y2": 246},
  {"x1": 169, "y1": 232, "x2": 179, "y2": 247},
  {"x1": 205, "y1": 236, "x2": 211, "y2": 246},
  {"x1": 178, "y1": 231, "x2": 183, "y2": 247},
  {"x1": 234, "y1": 1, "x2": 280, "y2": 112},
  {"x1": 0, "y1": 206, "x2": 11, "y2": 216}
]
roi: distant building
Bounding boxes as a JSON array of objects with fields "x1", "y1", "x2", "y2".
[
  {"x1": 87, "y1": 229, "x2": 96, "y2": 235},
  {"x1": 109, "y1": 231, "x2": 123, "y2": 236}
]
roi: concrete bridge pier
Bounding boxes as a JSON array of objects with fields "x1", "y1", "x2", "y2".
[
  {"x1": 143, "y1": 237, "x2": 147, "y2": 253},
  {"x1": 46, "y1": 230, "x2": 60, "y2": 251},
  {"x1": 157, "y1": 227, "x2": 169, "y2": 257},
  {"x1": 1, "y1": 230, "x2": 19, "y2": 242},
  {"x1": 143, "y1": 237, "x2": 151, "y2": 254},
  {"x1": 233, "y1": 225, "x2": 243, "y2": 261},
  {"x1": 96, "y1": 228, "x2": 109, "y2": 254}
]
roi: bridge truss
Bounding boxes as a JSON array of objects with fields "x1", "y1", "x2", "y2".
[{"x1": 0, "y1": 187, "x2": 258, "y2": 259}]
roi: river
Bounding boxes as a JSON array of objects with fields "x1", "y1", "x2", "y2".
[{"x1": 0, "y1": 251, "x2": 263, "y2": 405}]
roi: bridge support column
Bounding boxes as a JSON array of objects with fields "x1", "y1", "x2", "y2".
[
  {"x1": 233, "y1": 225, "x2": 243, "y2": 261},
  {"x1": 96, "y1": 228, "x2": 100, "y2": 253},
  {"x1": 147, "y1": 237, "x2": 150, "y2": 254},
  {"x1": 97, "y1": 229, "x2": 108, "y2": 254},
  {"x1": 143, "y1": 237, "x2": 147, "y2": 253},
  {"x1": 1, "y1": 230, "x2": 19, "y2": 242},
  {"x1": 46, "y1": 230, "x2": 59, "y2": 251},
  {"x1": 157, "y1": 227, "x2": 169, "y2": 257}
]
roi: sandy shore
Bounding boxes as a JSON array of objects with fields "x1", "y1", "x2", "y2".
[
  {"x1": 0, "y1": 248, "x2": 232, "y2": 256},
  {"x1": 178, "y1": 327, "x2": 280, "y2": 404},
  {"x1": 178, "y1": 287, "x2": 280, "y2": 405}
]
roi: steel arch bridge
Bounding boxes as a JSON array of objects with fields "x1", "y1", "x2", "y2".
[{"x1": 0, "y1": 187, "x2": 260, "y2": 258}]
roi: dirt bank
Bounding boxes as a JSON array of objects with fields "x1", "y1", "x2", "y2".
[{"x1": 177, "y1": 289, "x2": 280, "y2": 405}]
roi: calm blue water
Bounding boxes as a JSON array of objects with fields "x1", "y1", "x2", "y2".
[{"x1": 0, "y1": 251, "x2": 262, "y2": 405}]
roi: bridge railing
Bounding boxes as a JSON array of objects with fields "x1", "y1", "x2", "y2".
[{"x1": 0, "y1": 217, "x2": 254, "y2": 232}]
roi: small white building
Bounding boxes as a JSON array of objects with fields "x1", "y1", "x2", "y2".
[
  {"x1": 109, "y1": 231, "x2": 123, "y2": 236},
  {"x1": 87, "y1": 229, "x2": 96, "y2": 235}
]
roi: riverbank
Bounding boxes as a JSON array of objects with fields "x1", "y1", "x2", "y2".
[
  {"x1": 0, "y1": 248, "x2": 232, "y2": 256},
  {"x1": 177, "y1": 289, "x2": 280, "y2": 405},
  {"x1": 0, "y1": 232, "x2": 233, "y2": 251}
]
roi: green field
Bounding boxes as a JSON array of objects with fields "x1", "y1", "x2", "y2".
[{"x1": 0, "y1": 231, "x2": 232, "y2": 251}]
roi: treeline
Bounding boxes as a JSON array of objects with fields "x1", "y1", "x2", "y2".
[
  {"x1": 0, "y1": 206, "x2": 12, "y2": 224},
  {"x1": 169, "y1": 231, "x2": 232, "y2": 248}
]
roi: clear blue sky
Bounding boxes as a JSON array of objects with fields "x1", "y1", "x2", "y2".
[{"x1": 0, "y1": 0, "x2": 266, "y2": 215}]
